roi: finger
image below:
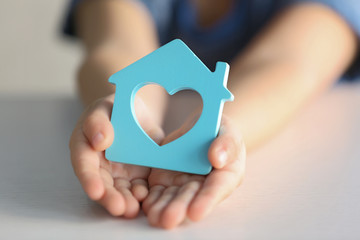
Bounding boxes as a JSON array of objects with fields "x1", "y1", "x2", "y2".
[
  {"x1": 69, "y1": 128, "x2": 105, "y2": 200},
  {"x1": 142, "y1": 185, "x2": 165, "y2": 215},
  {"x1": 160, "y1": 181, "x2": 202, "y2": 229},
  {"x1": 187, "y1": 172, "x2": 237, "y2": 222},
  {"x1": 188, "y1": 150, "x2": 246, "y2": 222},
  {"x1": 97, "y1": 179, "x2": 127, "y2": 217},
  {"x1": 131, "y1": 179, "x2": 149, "y2": 202},
  {"x1": 82, "y1": 97, "x2": 114, "y2": 152},
  {"x1": 114, "y1": 178, "x2": 141, "y2": 218},
  {"x1": 147, "y1": 186, "x2": 179, "y2": 227},
  {"x1": 208, "y1": 118, "x2": 243, "y2": 169}
]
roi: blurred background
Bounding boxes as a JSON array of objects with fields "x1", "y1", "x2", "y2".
[
  {"x1": 0, "y1": 1, "x2": 359, "y2": 239},
  {"x1": 0, "y1": 0, "x2": 80, "y2": 97}
]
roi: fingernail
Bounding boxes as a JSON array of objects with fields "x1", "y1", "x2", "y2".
[
  {"x1": 217, "y1": 149, "x2": 227, "y2": 168},
  {"x1": 92, "y1": 132, "x2": 104, "y2": 146}
]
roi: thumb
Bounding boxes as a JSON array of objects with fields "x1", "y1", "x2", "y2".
[
  {"x1": 82, "y1": 96, "x2": 115, "y2": 151},
  {"x1": 208, "y1": 116, "x2": 244, "y2": 169}
]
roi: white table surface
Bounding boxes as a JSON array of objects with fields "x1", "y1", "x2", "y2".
[{"x1": 0, "y1": 83, "x2": 359, "y2": 240}]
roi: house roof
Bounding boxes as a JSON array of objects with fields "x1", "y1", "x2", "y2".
[{"x1": 109, "y1": 39, "x2": 233, "y2": 101}]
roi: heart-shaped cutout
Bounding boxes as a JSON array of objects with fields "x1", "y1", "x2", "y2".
[{"x1": 134, "y1": 84, "x2": 203, "y2": 146}]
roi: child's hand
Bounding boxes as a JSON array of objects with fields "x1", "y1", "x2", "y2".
[
  {"x1": 142, "y1": 115, "x2": 246, "y2": 229},
  {"x1": 69, "y1": 95, "x2": 245, "y2": 227},
  {"x1": 69, "y1": 94, "x2": 165, "y2": 218}
]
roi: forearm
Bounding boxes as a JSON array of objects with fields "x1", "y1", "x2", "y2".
[
  {"x1": 225, "y1": 3, "x2": 357, "y2": 151},
  {"x1": 75, "y1": 0, "x2": 168, "y2": 125}
]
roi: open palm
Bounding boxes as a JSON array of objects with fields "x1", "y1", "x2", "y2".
[
  {"x1": 143, "y1": 116, "x2": 246, "y2": 229},
  {"x1": 69, "y1": 94, "x2": 164, "y2": 217},
  {"x1": 70, "y1": 95, "x2": 246, "y2": 228}
]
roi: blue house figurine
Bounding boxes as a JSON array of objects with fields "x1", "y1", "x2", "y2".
[{"x1": 105, "y1": 39, "x2": 233, "y2": 175}]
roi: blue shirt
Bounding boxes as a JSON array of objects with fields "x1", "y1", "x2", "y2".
[{"x1": 63, "y1": 0, "x2": 360, "y2": 81}]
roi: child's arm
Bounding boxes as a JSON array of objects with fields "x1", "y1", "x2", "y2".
[
  {"x1": 75, "y1": 0, "x2": 167, "y2": 122},
  {"x1": 225, "y1": 3, "x2": 357, "y2": 151}
]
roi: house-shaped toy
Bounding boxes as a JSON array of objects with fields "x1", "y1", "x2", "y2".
[{"x1": 105, "y1": 39, "x2": 233, "y2": 175}]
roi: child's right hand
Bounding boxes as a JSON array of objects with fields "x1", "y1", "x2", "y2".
[{"x1": 69, "y1": 94, "x2": 165, "y2": 218}]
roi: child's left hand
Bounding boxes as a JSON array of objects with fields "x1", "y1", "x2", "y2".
[{"x1": 142, "y1": 115, "x2": 246, "y2": 229}]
